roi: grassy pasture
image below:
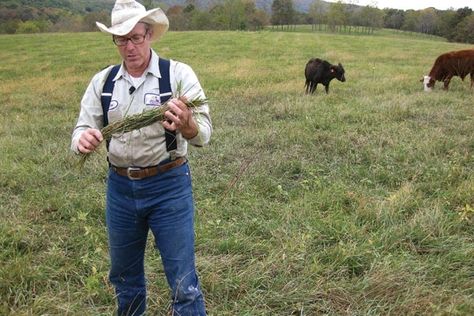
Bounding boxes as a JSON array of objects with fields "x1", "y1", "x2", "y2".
[{"x1": 0, "y1": 29, "x2": 473, "y2": 315}]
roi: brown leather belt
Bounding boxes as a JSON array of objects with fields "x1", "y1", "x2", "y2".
[{"x1": 111, "y1": 157, "x2": 187, "y2": 180}]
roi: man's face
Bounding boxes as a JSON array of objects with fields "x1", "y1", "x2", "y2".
[{"x1": 114, "y1": 23, "x2": 151, "y2": 74}]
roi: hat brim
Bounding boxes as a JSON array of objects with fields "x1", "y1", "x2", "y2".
[{"x1": 96, "y1": 8, "x2": 169, "y2": 42}]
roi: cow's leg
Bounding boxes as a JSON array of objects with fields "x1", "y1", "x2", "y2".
[
  {"x1": 311, "y1": 82, "x2": 318, "y2": 94},
  {"x1": 324, "y1": 84, "x2": 329, "y2": 94},
  {"x1": 443, "y1": 76, "x2": 452, "y2": 90}
]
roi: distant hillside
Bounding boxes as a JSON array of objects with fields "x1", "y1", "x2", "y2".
[
  {"x1": 1, "y1": 0, "x2": 114, "y2": 13},
  {"x1": 0, "y1": 0, "x2": 332, "y2": 14},
  {"x1": 156, "y1": 0, "x2": 328, "y2": 13}
]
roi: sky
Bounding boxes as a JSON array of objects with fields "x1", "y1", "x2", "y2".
[{"x1": 326, "y1": 0, "x2": 474, "y2": 11}]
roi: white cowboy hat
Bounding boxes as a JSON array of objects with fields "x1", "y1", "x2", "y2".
[{"x1": 96, "y1": 0, "x2": 169, "y2": 42}]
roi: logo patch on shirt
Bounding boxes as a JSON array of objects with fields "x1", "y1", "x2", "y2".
[
  {"x1": 109, "y1": 100, "x2": 119, "y2": 111},
  {"x1": 144, "y1": 93, "x2": 161, "y2": 106}
]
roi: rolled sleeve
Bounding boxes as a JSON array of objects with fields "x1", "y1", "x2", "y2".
[
  {"x1": 70, "y1": 67, "x2": 111, "y2": 153},
  {"x1": 171, "y1": 60, "x2": 212, "y2": 147}
]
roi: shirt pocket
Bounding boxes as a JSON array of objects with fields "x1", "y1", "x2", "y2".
[{"x1": 107, "y1": 101, "x2": 123, "y2": 124}]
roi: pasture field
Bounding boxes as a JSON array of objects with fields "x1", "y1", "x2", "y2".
[{"x1": 0, "y1": 30, "x2": 473, "y2": 315}]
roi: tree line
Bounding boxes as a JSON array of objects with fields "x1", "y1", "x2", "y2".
[{"x1": 1, "y1": 0, "x2": 473, "y2": 44}]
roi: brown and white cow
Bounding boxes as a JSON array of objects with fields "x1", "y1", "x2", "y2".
[{"x1": 422, "y1": 49, "x2": 474, "y2": 91}]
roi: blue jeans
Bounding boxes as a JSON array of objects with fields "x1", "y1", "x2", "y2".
[{"x1": 106, "y1": 162, "x2": 206, "y2": 316}]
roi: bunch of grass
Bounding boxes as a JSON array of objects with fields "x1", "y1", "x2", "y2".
[
  {"x1": 78, "y1": 96, "x2": 207, "y2": 167},
  {"x1": 101, "y1": 97, "x2": 206, "y2": 141}
]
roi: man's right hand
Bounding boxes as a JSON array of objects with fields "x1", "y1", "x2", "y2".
[{"x1": 77, "y1": 128, "x2": 103, "y2": 154}]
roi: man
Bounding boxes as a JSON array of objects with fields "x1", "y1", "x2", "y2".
[{"x1": 71, "y1": 0, "x2": 211, "y2": 315}]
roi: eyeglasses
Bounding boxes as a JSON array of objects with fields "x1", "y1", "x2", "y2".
[{"x1": 113, "y1": 32, "x2": 148, "y2": 46}]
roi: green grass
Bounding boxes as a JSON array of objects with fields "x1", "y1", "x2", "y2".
[{"x1": 1, "y1": 29, "x2": 473, "y2": 315}]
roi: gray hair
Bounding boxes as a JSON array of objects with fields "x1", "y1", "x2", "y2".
[{"x1": 140, "y1": 22, "x2": 152, "y2": 34}]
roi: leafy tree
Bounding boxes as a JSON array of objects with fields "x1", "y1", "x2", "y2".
[
  {"x1": 184, "y1": 3, "x2": 196, "y2": 14},
  {"x1": 185, "y1": 0, "x2": 198, "y2": 7},
  {"x1": 343, "y1": 0, "x2": 360, "y2": 33},
  {"x1": 83, "y1": 10, "x2": 109, "y2": 32},
  {"x1": 246, "y1": 9, "x2": 269, "y2": 30},
  {"x1": 190, "y1": 9, "x2": 213, "y2": 30},
  {"x1": 49, "y1": 14, "x2": 83, "y2": 32},
  {"x1": 18, "y1": 6, "x2": 38, "y2": 21},
  {"x1": 0, "y1": 19, "x2": 20, "y2": 34},
  {"x1": 271, "y1": 0, "x2": 295, "y2": 29},
  {"x1": 218, "y1": 0, "x2": 247, "y2": 30},
  {"x1": 271, "y1": 0, "x2": 283, "y2": 25},
  {"x1": 455, "y1": 6, "x2": 473, "y2": 21},
  {"x1": 16, "y1": 20, "x2": 40, "y2": 33},
  {"x1": 437, "y1": 9, "x2": 457, "y2": 38},
  {"x1": 308, "y1": 0, "x2": 327, "y2": 30},
  {"x1": 383, "y1": 8, "x2": 405, "y2": 29},
  {"x1": 416, "y1": 8, "x2": 439, "y2": 34},
  {"x1": 142, "y1": 0, "x2": 154, "y2": 10},
  {"x1": 452, "y1": 13, "x2": 474, "y2": 43},
  {"x1": 327, "y1": 1, "x2": 345, "y2": 32},
  {"x1": 401, "y1": 10, "x2": 419, "y2": 32},
  {"x1": 166, "y1": 5, "x2": 189, "y2": 31},
  {"x1": 208, "y1": 4, "x2": 227, "y2": 30},
  {"x1": 445, "y1": 7, "x2": 473, "y2": 41},
  {"x1": 0, "y1": 8, "x2": 17, "y2": 21},
  {"x1": 243, "y1": 0, "x2": 269, "y2": 30},
  {"x1": 358, "y1": 5, "x2": 384, "y2": 34},
  {"x1": 281, "y1": 0, "x2": 295, "y2": 27}
]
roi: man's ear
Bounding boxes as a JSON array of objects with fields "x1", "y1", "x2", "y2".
[{"x1": 147, "y1": 28, "x2": 153, "y2": 38}]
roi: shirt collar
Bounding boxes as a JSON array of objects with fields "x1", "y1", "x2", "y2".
[
  {"x1": 148, "y1": 50, "x2": 161, "y2": 79},
  {"x1": 113, "y1": 49, "x2": 161, "y2": 81}
]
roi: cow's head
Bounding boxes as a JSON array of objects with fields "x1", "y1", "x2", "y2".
[
  {"x1": 421, "y1": 75, "x2": 434, "y2": 91},
  {"x1": 331, "y1": 63, "x2": 346, "y2": 82}
]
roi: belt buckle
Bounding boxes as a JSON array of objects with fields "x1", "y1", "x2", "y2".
[{"x1": 127, "y1": 167, "x2": 142, "y2": 180}]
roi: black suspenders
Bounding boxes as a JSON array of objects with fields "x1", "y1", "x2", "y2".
[{"x1": 100, "y1": 58, "x2": 176, "y2": 152}]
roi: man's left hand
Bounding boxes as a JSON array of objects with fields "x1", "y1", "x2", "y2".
[{"x1": 162, "y1": 97, "x2": 198, "y2": 139}]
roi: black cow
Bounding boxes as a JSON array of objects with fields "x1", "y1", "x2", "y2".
[{"x1": 305, "y1": 58, "x2": 346, "y2": 94}]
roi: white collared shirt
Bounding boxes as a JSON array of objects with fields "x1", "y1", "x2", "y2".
[{"x1": 71, "y1": 49, "x2": 212, "y2": 167}]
